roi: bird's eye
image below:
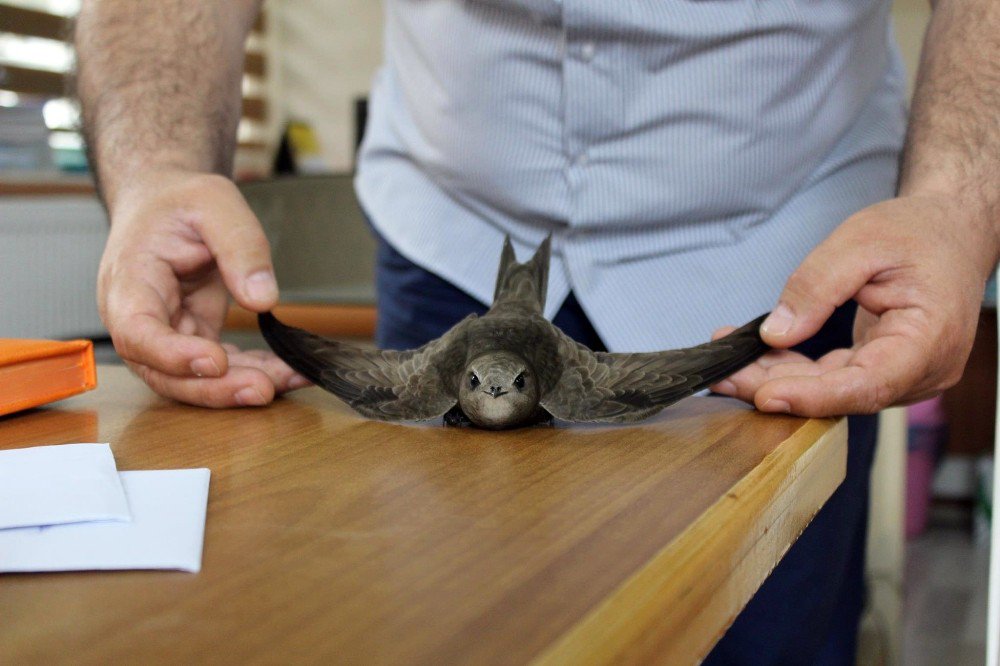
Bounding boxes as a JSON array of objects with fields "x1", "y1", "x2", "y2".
[
  {"x1": 513, "y1": 373, "x2": 526, "y2": 390},
  {"x1": 469, "y1": 373, "x2": 480, "y2": 389}
]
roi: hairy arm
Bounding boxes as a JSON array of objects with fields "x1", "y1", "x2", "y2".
[
  {"x1": 77, "y1": 0, "x2": 259, "y2": 206},
  {"x1": 898, "y1": 0, "x2": 1000, "y2": 259},
  {"x1": 75, "y1": 0, "x2": 306, "y2": 407},
  {"x1": 715, "y1": 0, "x2": 1000, "y2": 416}
]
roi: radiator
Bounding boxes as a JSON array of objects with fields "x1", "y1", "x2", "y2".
[{"x1": 0, "y1": 196, "x2": 108, "y2": 339}]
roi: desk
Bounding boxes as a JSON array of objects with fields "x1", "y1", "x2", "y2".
[{"x1": 0, "y1": 366, "x2": 846, "y2": 664}]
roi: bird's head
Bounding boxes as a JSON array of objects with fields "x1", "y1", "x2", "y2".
[{"x1": 458, "y1": 351, "x2": 539, "y2": 429}]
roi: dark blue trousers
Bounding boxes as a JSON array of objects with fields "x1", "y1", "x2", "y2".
[{"x1": 374, "y1": 233, "x2": 878, "y2": 666}]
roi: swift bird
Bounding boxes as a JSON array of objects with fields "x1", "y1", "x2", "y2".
[{"x1": 259, "y1": 236, "x2": 770, "y2": 429}]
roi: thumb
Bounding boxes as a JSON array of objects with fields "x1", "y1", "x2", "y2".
[
  {"x1": 194, "y1": 179, "x2": 279, "y2": 312},
  {"x1": 762, "y1": 232, "x2": 875, "y2": 348}
]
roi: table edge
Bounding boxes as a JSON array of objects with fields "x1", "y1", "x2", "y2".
[{"x1": 533, "y1": 416, "x2": 848, "y2": 664}]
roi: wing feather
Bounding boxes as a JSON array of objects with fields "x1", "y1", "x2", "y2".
[
  {"x1": 540, "y1": 314, "x2": 770, "y2": 423},
  {"x1": 259, "y1": 312, "x2": 473, "y2": 421}
]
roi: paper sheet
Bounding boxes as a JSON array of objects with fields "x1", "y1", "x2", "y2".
[
  {"x1": 0, "y1": 443, "x2": 130, "y2": 530},
  {"x1": 0, "y1": 469, "x2": 211, "y2": 573}
]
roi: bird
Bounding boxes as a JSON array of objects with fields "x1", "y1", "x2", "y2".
[{"x1": 258, "y1": 236, "x2": 771, "y2": 429}]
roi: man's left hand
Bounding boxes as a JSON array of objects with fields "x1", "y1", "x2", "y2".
[{"x1": 711, "y1": 194, "x2": 996, "y2": 417}]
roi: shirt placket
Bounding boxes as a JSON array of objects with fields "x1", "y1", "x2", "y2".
[{"x1": 558, "y1": 0, "x2": 617, "y2": 230}]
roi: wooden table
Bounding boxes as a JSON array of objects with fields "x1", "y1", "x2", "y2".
[{"x1": 0, "y1": 366, "x2": 846, "y2": 665}]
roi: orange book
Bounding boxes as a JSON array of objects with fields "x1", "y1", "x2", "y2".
[{"x1": 0, "y1": 339, "x2": 97, "y2": 417}]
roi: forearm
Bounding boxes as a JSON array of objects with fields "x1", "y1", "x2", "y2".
[
  {"x1": 898, "y1": 0, "x2": 1000, "y2": 274},
  {"x1": 75, "y1": 0, "x2": 261, "y2": 211}
]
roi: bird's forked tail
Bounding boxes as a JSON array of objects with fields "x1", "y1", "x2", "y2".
[{"x1": 492, "y1": 235, "x2": 551, "y2": 311}]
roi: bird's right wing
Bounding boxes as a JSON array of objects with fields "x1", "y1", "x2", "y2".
[
  {"x1": 540, "y1": 314, "x2": 770, "y2": 423},
  {"x1": 259, "y1": 312, "x2": 473, "y2": 421}
]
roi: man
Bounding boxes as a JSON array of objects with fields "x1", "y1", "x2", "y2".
[{"x1": 75, "y1": 0, "x2": 998, "y2": 662}]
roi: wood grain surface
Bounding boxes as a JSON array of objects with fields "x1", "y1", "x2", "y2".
[{"x1": 0, "y1": 365, "x2": 846, "y2": 665}]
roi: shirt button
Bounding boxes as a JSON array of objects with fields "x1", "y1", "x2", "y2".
[
  {"x1": 575, "y1": 152, "x2": 589, "y2": 167},
  {"x1": 579, "y1": 42, "x2": 596, "y2": 62}
]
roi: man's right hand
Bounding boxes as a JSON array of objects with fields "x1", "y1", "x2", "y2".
[{"x1": 98, "y1": 171, "x2": 308, "y2": 407}]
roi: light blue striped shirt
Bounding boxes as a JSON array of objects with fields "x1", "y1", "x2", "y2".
[{"x1": 356, "y1": 0, "x2": 907, "y2": 351}]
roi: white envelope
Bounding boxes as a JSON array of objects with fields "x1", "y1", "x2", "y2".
[
  {"x1": 0, "y1": 469, "x2": 211, "y2": 573},
  {"x1": 0, "y1": 443, "x2": 130, "y2": 530}
]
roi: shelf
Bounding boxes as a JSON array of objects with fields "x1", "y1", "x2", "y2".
[{"x1": 0, "y1": 173, "x2": 97, "y2": 197}]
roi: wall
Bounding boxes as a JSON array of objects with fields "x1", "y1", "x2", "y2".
[
  {"x1": 271, "y1": 0, "x2": 384, "y2": 172},
  {"x1": 892, "y1": 0, "x2": 933, "y2": 97}
]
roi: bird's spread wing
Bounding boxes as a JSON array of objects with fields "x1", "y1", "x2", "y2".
[
  {"x1": 259, "y1": 312, "x2": 473, "y2": 421},
  {"x1": 540, "y1": 314, "x2": 770, "y2": 423}
]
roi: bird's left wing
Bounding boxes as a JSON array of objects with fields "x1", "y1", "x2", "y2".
[
  {"x1": 259, "y1": 312, "x2": 473, "y2": 421},
  {"x1": 540, "y1": 314, "x2": 770, "y2": 423}
]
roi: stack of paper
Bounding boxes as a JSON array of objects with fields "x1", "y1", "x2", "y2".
[{"x1": 0, "y1": 443, "x2": 210, "y2": 573}]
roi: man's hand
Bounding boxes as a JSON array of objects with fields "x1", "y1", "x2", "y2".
[
  {"x1": 711, "y1": 194, "x2": 993, "y2": 417},
  {"x1": 75, "y1": 1, "x2": 306, "y2": 406},
  {"x1": 713, "y1": 0, "x2": 1000, "y2": 417},
  {"x1": 99, "y1": 171, "x2": 307, "y2": 407}
]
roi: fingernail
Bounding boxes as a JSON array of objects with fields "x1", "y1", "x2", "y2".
[
  {"x1": 761, "y1": 398, "x2": 792, "y2": 414},
  {"x1": 245, "y1": 270, "x2": 278, "y2": 304},
  {"x1": 714, "y1": 380, "x2": 737, "y2": 395},
  {"x1": 191, "y1": 357, "x2": 221, "y2": 377},
  {"x1": 287, "y1": 375, "x2": 311, "y2": 390},
  {"x1": 762, "y1": 303, "x2": 795, "y2": 337},
  {"x1": 235, "y1": 387, "x2": 268, "y2": 406}
]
